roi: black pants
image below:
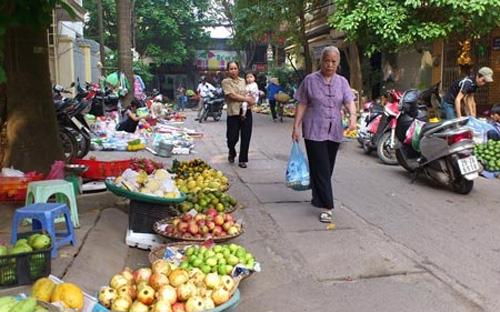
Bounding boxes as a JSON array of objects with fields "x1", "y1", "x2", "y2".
[
  {"x1": 269, "y1": 99, "x2": 277, "y2": 120},
  {"x1": 227, "y1": 110, "x2": 252, "y2": 162},
  {"x1": 304, "y1": 139, "x2": 340, "y2": 209}
]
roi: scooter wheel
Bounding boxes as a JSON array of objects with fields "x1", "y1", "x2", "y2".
[
  {"x1": 376, "y1": 132, "x2": 398, "y2": 165},
  {"x1": 59, "y1": 128, "x2": 78, "y2": 161},
  {"x1": 362, "y1": 141, "x2": 372, "y2": 154},
  {"x1": 451, "y1": 177, "x2": 474, "y2": 194}
]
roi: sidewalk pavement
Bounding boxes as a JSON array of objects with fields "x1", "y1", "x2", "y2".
[{"x1": 0, "y1": 112, "x2": 485, "y2": 311}]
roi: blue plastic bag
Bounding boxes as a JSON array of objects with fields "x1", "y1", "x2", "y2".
[
  {"x1": 285, "y1": 142, "x2": 310, "y2": 191},
  {"x1": 468, "y1": 117, "x2": 495, "y2": 144}
]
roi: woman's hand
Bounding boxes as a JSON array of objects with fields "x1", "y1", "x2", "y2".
[
  {"x1": 348, "y1": 115, "x2": 357, "y2": 131},
  {"x1": 245, "y1": 95, "x2": 255, "y2": 106},
  {"x1": 292, "y1": 126, "x2": 301, "y2": 141}
]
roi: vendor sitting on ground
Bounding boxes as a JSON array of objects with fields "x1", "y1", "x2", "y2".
[
  {"x1": 117, "y1": 99, "x2": 148, "y2": 133},
  {"x1": 487, "y1": 104, "x2": 500, "y2": 141}
]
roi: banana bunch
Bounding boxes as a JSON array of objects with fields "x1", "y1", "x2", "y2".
[{"x1": 344, "y1": 129, "x2": 358, "y2": 138}]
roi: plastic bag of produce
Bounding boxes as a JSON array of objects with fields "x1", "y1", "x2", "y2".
[
  {"x1": 285, "y1": 142, "x2": 310, "y2": 191},
  {"x1": 404, "y1": 119, "x2": 425, "y2": 152},
  {"x1": 468, "y1": 117, "x2": 495, "y2": 144},
  {"x1": 46, "y1": 161, "x2": 65, "y2": 180}
]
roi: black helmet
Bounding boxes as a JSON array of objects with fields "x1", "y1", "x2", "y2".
[{"x1": 399, "y1": 89, "x2": 420, "y2": 115}]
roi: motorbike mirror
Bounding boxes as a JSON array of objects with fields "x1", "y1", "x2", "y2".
[{"x1": 70, "y1": 82, "x2": 76, "y2": 87}]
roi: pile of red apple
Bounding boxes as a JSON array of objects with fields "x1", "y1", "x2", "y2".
[
  {"x1": 161, "y1": 209, "x2": 242, "y2": 240},
  {"x1": 98, "y1": 260, "x2": 236, "y2": 312}
]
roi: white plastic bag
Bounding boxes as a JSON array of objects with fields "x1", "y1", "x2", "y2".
[
  {"x1": 1, "y1": 167, "x2": 25, "y2": 177},
  {"x1": 285, "y1": 142, "x2": 310, "y2": 191},
  {"x1": 468, "y1": 117, "x2": 495, "y2": 144}
]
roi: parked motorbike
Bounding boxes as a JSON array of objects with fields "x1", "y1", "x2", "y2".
[
  {"x1": 88, "y1": 86, "x2": 120, "y2": 116},
  {"x1": 394, "y1": 87, "x2": 480, "y2": 194},
  {"x1": 53, "y1": 81, "x2": 93, "y2": 160},
  {"x1": 357, "y1": 100, "x2": 384, "y2": 147},
  {"x1": 199, "y1": 88, "x2": 225, "y2": 123},
  {"x1": 358, "y1": 90, "x2": 402, "y2": 165}
]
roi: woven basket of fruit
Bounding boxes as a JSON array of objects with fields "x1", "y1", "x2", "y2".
[
  {"x1": 176, "y1": 191, "x2": 239, "y2": 214},
  {"x1": 148, "y1": 242, "x2": 257, "y2": 282},
  {"x1": 153, "y1": 213, "x2": 244, "y2": 243},
  {"x1": 170, "y1": 159, "x2": 230, "y2": 193}
]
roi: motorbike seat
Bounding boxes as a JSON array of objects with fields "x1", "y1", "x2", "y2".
[
  {"x1": 54, "y1": 99, "x2": 72, "y2": 112},
  {"x1": 421, "y1": 121, "x2": 444, "y2": 135},
  {"x1": 54, "y1": 100, "x2": 65, "y2": 111},
  {"x1": 366, "y1": 112, "x2": 382, "y2": 123}
]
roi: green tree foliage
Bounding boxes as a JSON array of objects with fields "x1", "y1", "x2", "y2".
[
  {"x1": 0, "y1": 0, "x2": 74, "y2": 83},
  {"x1": 84, "y1": 0, "x2": 118, "y2": 50},
  {"x1": 231, "y1": 0, "x2": 323, "y2": 72},
  {"x1": 330, "y1": 0, "x2": 500, "y2": 55},
  {"x1": 84, "y1": 0, "x2": 211, "y2": 65},
  {"x1": 231, "y1": 0, "x2": 296, "y2": 48},
  {"x1": 135, "y1": 0, "x2": 211, "y2": 64}
]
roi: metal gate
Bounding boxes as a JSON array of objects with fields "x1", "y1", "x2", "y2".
[{"x1": 442, "y1": 36, "x2": 491, "y2": 112}]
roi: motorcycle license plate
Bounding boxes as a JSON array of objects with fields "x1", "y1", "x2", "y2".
[{"x1": 457, "y1": 156, "x2": 480, "y2": 175}]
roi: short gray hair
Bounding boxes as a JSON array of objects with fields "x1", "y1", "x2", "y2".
[{"x1": 320, "y1": 46, "x2": 340, "y2": 62}]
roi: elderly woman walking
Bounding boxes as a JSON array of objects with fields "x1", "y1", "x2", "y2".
[{"x1": 292, "y1": 46, "x2": 357, "y2": 223}]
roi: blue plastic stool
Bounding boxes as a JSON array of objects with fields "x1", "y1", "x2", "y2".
[{"x1": 11, "y1": 203, "x2": 77, "y2": 258}]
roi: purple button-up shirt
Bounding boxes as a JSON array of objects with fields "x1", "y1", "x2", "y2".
[{"x1": 294, "y1": 71, "x2": 354, "y2": 142}]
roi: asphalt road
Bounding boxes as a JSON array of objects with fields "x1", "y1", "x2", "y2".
[{"x1": 191, "y1": 110, "x2": 500, "y2": 311}]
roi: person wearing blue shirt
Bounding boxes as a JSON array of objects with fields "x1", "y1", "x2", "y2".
[
  {"x1": 266, "y1": 77, "x2": 284, "y2": 121},
  {"x1": 488, "y1": 105, "x2": 500, "y2": 141}
]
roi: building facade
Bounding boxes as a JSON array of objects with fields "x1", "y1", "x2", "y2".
[
  {"x1": 48, "y1": 0, "x2": 102, "y2": 90},
  {"x1": 289, "y1": 1, "x2": 499, "y2": 114}
]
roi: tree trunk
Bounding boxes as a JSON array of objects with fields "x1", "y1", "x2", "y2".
[
  {"x1": 116, "y1": 0, "x2": 134, "y2": 107},
  {"x1": 1, "y1": 25, "x2": 63, "y2": 173},
  {"x1": 97, "y1": 0, "x2": 106, "y2": 76},
  {"x1": 346, "y1": 43, "x2": 363, "y2": 93},
  {"x1": 298, "y1": 8, "x2": 312, "y2": 73},
  {"x1": 245, "y1": 42, "x2": 257, "y2": 70},
  {"x1": 131, "y1": 0, "x2": 136, "y2": 49}
]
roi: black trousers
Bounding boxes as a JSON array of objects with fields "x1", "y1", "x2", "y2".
[
  {"x1": 269, "y1": 99, "x2": 277, "y2": 120},
  {"x1": 227, "y1": 110, "x2": 252, "y2": 162},
  {"x1": 304, "y1": 139, "x2": 340, "y2": 209}
]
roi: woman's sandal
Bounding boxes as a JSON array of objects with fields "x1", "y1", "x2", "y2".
[{"x1": 319, "y1": 210, "x2": 333, "y2": 223}]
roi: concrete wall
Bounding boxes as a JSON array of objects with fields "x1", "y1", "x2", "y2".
[
  {"x1": 57, "y1": 36, "x2": 75, "y2": 89},
  {"x1": 59, "y1": 21, "x2": 84, "y2": 39},
  {"x1": 382, "y1": 48, "x2": 434, "y2": 91},
  {"x1": 73, "y1": 42, "x2": 86, "y2": 83}
]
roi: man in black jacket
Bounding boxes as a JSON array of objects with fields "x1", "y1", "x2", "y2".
[{"x1": 441, "y1": 67, "x2": 493, "y2": 119}]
